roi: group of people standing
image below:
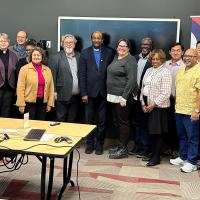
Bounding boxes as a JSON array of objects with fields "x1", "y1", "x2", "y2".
[
  {"x1": 0, "y1": 31, "x2": 54, "y2": 120},
  {"x1": 0, "y1": 30, "x2": 200, "y2": 173},
  {"x1": 131, "y1": 40, "x2": 200, "y2": 173}
]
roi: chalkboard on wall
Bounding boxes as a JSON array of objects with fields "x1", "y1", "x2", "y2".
[{"x1": 58, "y1": 17, "x2": 180, "y2": 54}]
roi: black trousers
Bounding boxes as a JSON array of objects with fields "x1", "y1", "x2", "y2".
[
  {"x1": 132, "y1": 100, "x2": 150, "y2": 152},
  {"x1": 111, "y1": 99, "x2": 132, "y2": 146},
  {"x1": 85, "y1": 95, "x2": 106, "y2": 147},
  {"x1": 25, "y1": 98, "x2": 47, "y2": 120},
  {"x1": 150, "y1": 134, "x2": 162, "y2": 162},
  {"x1": 0, "y1": 88, "x2": 14, "y2": 117},
  {"x1": 56, "y1": 95, "x2": 81, "y2": 122},
  {"x1": 165, "y1": 97, "x2": 178, "y2": 150}
]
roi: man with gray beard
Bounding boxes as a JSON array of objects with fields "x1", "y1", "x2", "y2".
[{"x1": 48, "y1": 34, "x2": 80, "y2": 122}]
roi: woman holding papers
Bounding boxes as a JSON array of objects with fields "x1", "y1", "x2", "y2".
[{"x1": 16, "y1": 47, "x2": 54, "y2": 120}]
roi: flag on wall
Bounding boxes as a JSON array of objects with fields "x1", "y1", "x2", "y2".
[{"x1": 190, "y1": 16, "x2": 200, "y2": 48}]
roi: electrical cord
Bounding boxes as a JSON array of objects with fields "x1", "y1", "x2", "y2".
[
  {"x1": 75, "y1": 148, "x2": 81, "y2": 200},
  {"x1": 0, "y1": 144, "x2": 72, "y2": 151},
  {"x1": 0, "y1": 143, "x2": 81, "y2": 199},
  {"x1": 0, "y1": 154, "x2": 28, "y2": 173},
  {"x1": 0, "y1": 144, "x2": 72, "y2": 174}
]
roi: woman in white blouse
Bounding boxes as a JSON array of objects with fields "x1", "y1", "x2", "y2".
[{"x1": 141, "y1": 49, "x2": 172, "y2": 166}]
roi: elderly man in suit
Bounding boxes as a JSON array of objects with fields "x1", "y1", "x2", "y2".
[
  {"x1": 48, "y1": 34, "x2": 80, "y2": 122},
  {"x1": 79, "y1": 31, "x2": 113, "y2": 155},
  {"x1": 0, "y1": 33, "x2": 18, "y2": 117}
]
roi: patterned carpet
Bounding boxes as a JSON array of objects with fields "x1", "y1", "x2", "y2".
[{"x1": 0, "y1": 142, "x2": 200, "y2": 200}]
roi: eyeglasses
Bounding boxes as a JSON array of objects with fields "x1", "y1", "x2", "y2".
[
  {"x1": 170, "y1": 49, "x2": 182, "y2": 53},
  {"x1": 0, "y1": 40, "x2": 8, "y2": 43},
  {"x1": 25, "y1": 49, "x2": 33, "y2": 52},
  {"x1": 64, "y1": 42, "x2": 74, "y2": 45},
  {"x1": 183, "y1": 55, "x2": 197, "y2": 58},
  {"x1": 118, "y1": 45, "x2": 128, "y2": 48},
  {"x1": 152, "y1": 58, "x2": 161, "y2": 61}
]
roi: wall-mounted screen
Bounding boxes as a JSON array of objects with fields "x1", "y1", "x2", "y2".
[{"x1": 58, "y1": 17, "x2": 180, "y2": 54}]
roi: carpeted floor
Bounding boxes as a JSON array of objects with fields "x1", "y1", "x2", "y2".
[{"x1": 0, "y1": 141, "x2": 200, "y2": 200}]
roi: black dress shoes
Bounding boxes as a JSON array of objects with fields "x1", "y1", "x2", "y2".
[
  {"x1": 141, "y1": 153, "x2": 152, "y2": 161},
  {"x1": 128, "y1": 148, "x2": 140, "y2": 155},
  {"x1": 142, "y1": 157, "x2": 151, "y2": 162},
  {"x1": 95, "y1": 145, "x2": 103, "y2": 155},
  {"x1": 146, "y1": 160, "x2": 160, "y2": 166},
  {"x1": 85, "y1": 146, "x2": 94, "y2": 154}
]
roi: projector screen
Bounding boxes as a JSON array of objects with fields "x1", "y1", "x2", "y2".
[{"x1": 58, "y1": 17, "x2": 180, "y2": 54}]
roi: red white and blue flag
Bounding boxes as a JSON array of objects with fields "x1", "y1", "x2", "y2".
[{"x1": 190, "y1": 16, "x2": 200, "y2": 48}]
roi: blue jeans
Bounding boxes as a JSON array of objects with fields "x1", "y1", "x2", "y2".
[{"x1": 175, "y1": 113, "x2": 199, "y2": 165}]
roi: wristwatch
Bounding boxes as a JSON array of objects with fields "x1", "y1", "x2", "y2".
[{"x1": 194, "y1": 109, "x2": 200, "y2": 114}]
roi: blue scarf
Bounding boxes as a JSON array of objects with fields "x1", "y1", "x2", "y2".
[{"x1": 16, "y1": 44, "x2": 25, "y2": 57}]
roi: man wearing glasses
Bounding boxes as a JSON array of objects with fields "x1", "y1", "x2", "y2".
[
  {"x1": 170, "y1": 49, "x2": 200, "y2": 173},
  {"x1": 164, "y1": 42, "x2": 185, "y2": 157},
  {"x1": 48, "y1": 34, "x2": 80, "y2": 122},
  {"x1": 9, "y1": 31, "x2": 28, "y2": 59}
]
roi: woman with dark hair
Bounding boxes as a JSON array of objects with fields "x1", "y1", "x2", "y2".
[
  {"x1": 107, "y1": 38, "x2": 138, "y2": 159},
  {"x1": 141, "y1": 49, "x2": 172, "y2": 166},
  {"x1": 16, "y1": 47, "x2": 54, "y2": 120}
]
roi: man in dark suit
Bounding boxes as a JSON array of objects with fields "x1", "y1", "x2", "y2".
[
  {"x1": 79, "y1": 31, "x2": 113, "y2": 155},
  {"x1": 0, "y1": 33, "x2": 18, "y2": 117},
  {"x1": 48, "y1": 34, "x2": 80, "y2": 122},
  {"x1": 129, "y1": 37, "x2": 153, "y2": 159}
]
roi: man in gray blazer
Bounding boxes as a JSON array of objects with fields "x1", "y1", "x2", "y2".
[{"x1": 48, "y1": 34, "x2": 80, "y2": 122}]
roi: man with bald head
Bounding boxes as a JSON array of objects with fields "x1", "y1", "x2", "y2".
[
  {"x1": 79, "y1": 31, "x2": 113, "y2": 155},
  {"x1": 170, "y1": 49, "x2": 200, "y2": 173},
  {"x1": 9, "y1": 31, "x2": 28, "y2": 59}
]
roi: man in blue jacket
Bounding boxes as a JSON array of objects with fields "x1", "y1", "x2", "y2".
[{"x1": 78, "y1": 31, "x2": 113, "y2": 155}]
